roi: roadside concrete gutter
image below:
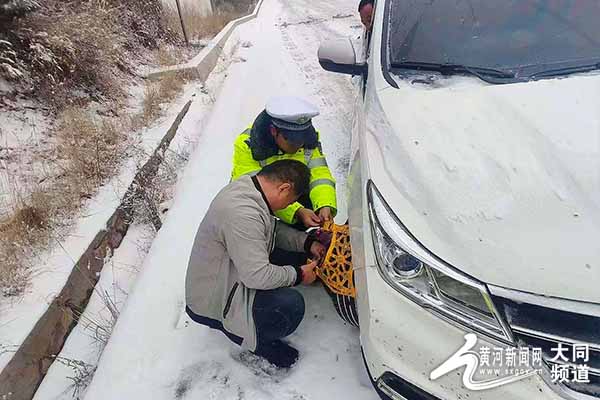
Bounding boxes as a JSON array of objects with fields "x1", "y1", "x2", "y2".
[{"x1": 145, "y1": 0, "x2": 265, "y2": 82}]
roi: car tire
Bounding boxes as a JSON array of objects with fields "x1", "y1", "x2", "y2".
[{"x1": 322, "y1": 283, "x2": 359, "y2": 327}]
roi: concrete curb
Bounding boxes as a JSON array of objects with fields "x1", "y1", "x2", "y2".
[
  {"x1": 0, "y1": 101, "x2": 193, "y2": 400},
  {"x1": 145, "y1": 0, "x2": 265, "y2": 81}
]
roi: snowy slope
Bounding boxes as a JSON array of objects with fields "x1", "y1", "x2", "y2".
[
  {"x1": 83, "y1": 0, "x2": 378, "y2": 399},
  {"x1": 0, "y1": 88, "x2": 193, "y2": 375}
]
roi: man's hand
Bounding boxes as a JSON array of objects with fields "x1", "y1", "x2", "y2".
[
  {"x1": 296, "y1": 207, "x2": 321, "y2": 227},
  {"x1": 310, "y1": 241, "x2": 327, "y2": 263},
  {"x1": 300, "y1": 260, "x2": 318, "y2": 285},
  {"x1": 318, "y1": 207, "x2": 333, "y2": 223}
]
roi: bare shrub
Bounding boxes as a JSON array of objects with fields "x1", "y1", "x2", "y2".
[
  {"x1": 55, "y1": 109, "x2": 128, "y2": 190},
  {"x1": 69, "y1": 289, "x2": 119, "y2": 346},
  {"x1": 53, "y1": 356, "x2": 97, "y2": 399},
  {"x1": 139, "y1": 83, "x2": 163, "y2": 126}
]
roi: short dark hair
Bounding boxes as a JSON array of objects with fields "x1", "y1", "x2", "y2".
[
  {"x1": 358, "y1": 0, "x2": 374, "y2": 11},
  {"x1": 258, "y1": 160, "x2": 310, "y2": 197}
]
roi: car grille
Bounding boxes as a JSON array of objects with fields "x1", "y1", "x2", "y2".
[{"x1": 492, "y1": 295, "x2": 600, "y2": 398}]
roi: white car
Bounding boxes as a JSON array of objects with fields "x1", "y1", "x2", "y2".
[{"x1": 318, "y1": 1, "x2": 600, "y2": 399}]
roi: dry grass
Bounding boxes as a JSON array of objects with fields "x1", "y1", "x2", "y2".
[
  {"x1": 140, "y1": 84, "x2": 163, "y2": 125},
  {"x1": 56, "y1": 109, "x2": 128, "y2": 191},
  {"x1": 0, "y1": 67, "x2": 196, "y2": 296},
  {"x1": 155, "y1": 46, "x2": 178, "y2": 66},
  {"x1": 137, "y1": 70, "x2": 193, "y2": 127},
  {"x1": 0, "y1": 109, "x2": 130, "y2": 296},
  {"x1": 0, "y1": 191, "x2": 52, "y2": 296}
]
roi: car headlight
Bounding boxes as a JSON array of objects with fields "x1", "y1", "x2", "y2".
[{"x1": 367, "y1": 181, "x2": 514, "y2": 344}]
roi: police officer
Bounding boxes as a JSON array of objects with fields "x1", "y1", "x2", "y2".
[{"x1": 231, "y1": 96, "x2": 337, "y2": 230}]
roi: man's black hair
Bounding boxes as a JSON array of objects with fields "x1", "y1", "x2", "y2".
[
  {"x1": 358, "y1": 0, "x2": 374, "y2": 12},
  {"x1": 258, "y1": 160, "x2": 310, "y2": 197}
]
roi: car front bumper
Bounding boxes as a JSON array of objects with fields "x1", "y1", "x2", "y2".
[{"x1": 355, "y1": 246, "x2": 569, "y2": 400}]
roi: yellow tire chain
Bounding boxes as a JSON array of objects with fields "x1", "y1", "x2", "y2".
[{"x1": 314, "y1": 221, "x2": 356, "y2": 298}]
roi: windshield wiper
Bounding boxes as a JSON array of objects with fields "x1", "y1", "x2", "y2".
[
  {"x1": 530, "y1": 62, "x2": 600, "y2": 79},
  {"x1": 390, "y1": 62, "x2": 515, "y2": 82}
]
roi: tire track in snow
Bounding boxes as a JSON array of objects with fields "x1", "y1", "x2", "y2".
[{"x1": 276, "y1": 0, "x2": 360, "y2": 219}]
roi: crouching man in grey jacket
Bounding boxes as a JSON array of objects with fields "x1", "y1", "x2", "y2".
[{"x1": 185, "y1": 160, "x2": 326, "y2": 369}]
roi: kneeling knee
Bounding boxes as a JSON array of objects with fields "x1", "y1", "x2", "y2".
[{"x1": 279, "y1": 288, "x2": 305, "y2": 322}]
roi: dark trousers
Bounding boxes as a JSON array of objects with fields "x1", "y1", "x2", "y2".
[
  {"x1": 253, "y1": 288, "x2": 305, "y2": 346},
  {"x1": 186, "y1": 287, "x2": 305, "y2": 349}
]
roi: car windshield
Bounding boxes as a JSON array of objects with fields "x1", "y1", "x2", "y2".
[{"x1": 387, "y1": 0, "x2": 600, "y2": 79}]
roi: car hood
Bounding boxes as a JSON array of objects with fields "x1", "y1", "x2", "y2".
[{"x1": 367, "y1": 73, "x2": 600, "y2": 304}]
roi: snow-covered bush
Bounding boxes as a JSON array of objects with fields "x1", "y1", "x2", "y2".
[
  {"x1": 0, "y1": 39, "x2": 23, "y2": 80},
  {"x1": 0, "y1": 0, "x2": 168, "y2": 105},
  {"x1": 0, "y1": 0, "x2": 39, "y2": 17}
]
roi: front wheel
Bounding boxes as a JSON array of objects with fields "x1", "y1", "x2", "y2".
[{"x1": 323, "y1": 283, "x2": 359, "y2": 327}]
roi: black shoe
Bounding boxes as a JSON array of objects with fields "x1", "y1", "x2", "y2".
[{"x1": 253, "y1": 340, "x2": 299, "y2": 369}]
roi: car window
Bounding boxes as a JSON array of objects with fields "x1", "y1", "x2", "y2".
[{"x1": 387, "y1": 0, "x2": 600, "y2": 77}]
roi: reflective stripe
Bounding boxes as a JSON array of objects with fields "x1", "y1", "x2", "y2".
[
  {"x1": 304, "y1": 149, "x2": 313, "y2": 165},
  {"x1": 259, "y1": 160, "x2": 267, "y2": 167},
  {"x1": 310, "y1": 178, "x2": 336, "y2": 190},
  {"x1": 308, "y1": 157, "x2": 328, "y2": 169},
  {"x1": 242, "y1": 169, "x2": 261, "y2": 177}
]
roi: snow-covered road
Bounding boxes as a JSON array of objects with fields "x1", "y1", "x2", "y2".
[{"x1": 84, "y1": 0, "x2": 379, "y2": 399}]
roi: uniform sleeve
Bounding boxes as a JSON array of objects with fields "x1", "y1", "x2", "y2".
[
  {"x1": 231, "y1": 133, "x2": 262, "y2": 181},
  {"x1": 274, "y1": 202, "x2": 303, "y2": 224},
  {"x1": 308, "y1": 140, "x2": 337, "y2": 216},
  {"x1": 222, "y1": 210, "x2": 298, "y2": 290},
  {"x1": 274, "y1": 221, "x2": 308, "y2": 253}
]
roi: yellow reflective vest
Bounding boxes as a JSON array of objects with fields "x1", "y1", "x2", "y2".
[{"x1": 231, "y1": 129, "x2": 337, "y2": 224}]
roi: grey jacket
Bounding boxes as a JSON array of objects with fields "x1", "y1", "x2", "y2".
[{"x1": 185, "y1": 175, "x2": 307, "y2": 351}]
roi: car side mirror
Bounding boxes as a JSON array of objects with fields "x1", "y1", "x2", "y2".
[{"x1": 318, "y1": 38, "x2": 367, "y2": 76}]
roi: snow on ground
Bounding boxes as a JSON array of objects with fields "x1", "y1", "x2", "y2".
[
  {"x1": 83, "y1": 0, "x2": 378, "y2": 399},
  {"x1": 0, "y1": 102, "x2": 51, "y2": 217}
]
